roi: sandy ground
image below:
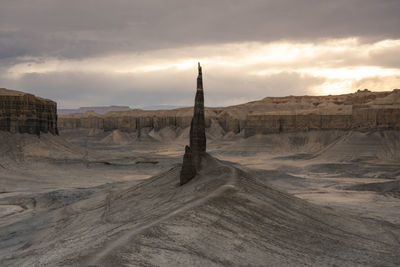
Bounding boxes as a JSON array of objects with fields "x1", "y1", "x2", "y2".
[{"x1": 0, "y1": 129, "x2": 399, "y2": 266}]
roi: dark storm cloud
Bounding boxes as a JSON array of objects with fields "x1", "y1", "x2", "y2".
[
  {"x1": 1, "y1": 0, "x2": 399, "y2": 108},
  {"x1": 1, "y1": 0, "x2": 399, "y2": 59}
]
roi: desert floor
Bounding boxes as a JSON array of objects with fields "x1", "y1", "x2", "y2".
[{"x1": 0, "y1": 130, "x2": 399, "y2": 266}]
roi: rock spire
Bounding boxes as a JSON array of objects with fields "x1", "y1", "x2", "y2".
[
  {"x1": 190, "y1": 63, "x2": 206, "y2": 158},
  {"x1": 180, "y1": 63, "x2": 207, "y2": 185}
]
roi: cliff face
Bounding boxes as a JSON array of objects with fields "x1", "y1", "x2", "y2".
[
  {"x1": 243, "y1": 90, "x2": 400, "y2": 136},
  {"x1": 0, "y1": 88, "x2": 58, "y2": 135},
  {"x1": 59, "y1": 109, "x2": 222, "y2": 132},
  {"x1": 58, "y1": 89, "x2": 400, "y2": 137},
  {"x1": 244, "y1": 114, "x2": 353, "y2": 136}
]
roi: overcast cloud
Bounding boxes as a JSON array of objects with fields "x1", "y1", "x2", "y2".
[{"x1": 0, "y1": 0, "x2": 399, "y2": 108}]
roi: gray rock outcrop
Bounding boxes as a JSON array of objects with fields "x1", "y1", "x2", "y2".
[
  {"x1": 190, "y1": 63, "x2": 206, "y2": 170},
  {"x1": 179, "y1": 145, "x2": 196, "y2": 185},
  {"x1": 180, "y1": 63, "x2": 207, "y2": 185}
]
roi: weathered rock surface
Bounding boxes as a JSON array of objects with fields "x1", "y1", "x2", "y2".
[
  {"x1": 244, "y1": 114, "x2": 353, "y2": 136},
  {"x1": 244, "y1": 89, "x2": 400, "y2": 136},
  {"x1": 180, "y1": 63, "x2": 207, "y2": 185},
  {"x1": 0, "y1": 88, "x2": 58, "y2": 135},
  {"x1": 179, "y1": 145, "x2": 196, "y2": 185},
  {"x1": 59, "y1": 109, "x2": 211, "y2": 132},
  {"x1": 59, "y1": 89, "x2": 400, "y2": 137},
  {"x1": 190, "y1": 63, "x2": 206, "y2": 169}
]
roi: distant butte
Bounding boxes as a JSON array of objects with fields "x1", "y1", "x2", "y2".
[{"x1": 0, "y1": 88, "x2": 58, "y2": 135}]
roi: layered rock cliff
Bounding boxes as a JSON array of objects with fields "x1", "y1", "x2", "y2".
[
  {"x1": 58, "y1": 89, "x2": 400, "y2": 138},
  {"x1": 0, "y1": 88, "x2": 58, "y2": 135}
]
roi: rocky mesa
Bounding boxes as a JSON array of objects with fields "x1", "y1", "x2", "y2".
[
  {"x1": 0, "y1": 88, "x2": 58, "y2": 135},
  {"x1": 58, "y1": 89, "x2": 400, "y2": 137}
]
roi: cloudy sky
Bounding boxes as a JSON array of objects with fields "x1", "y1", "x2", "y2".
[{"x1": 1, "y1": 0, "x2": 400, "y2": 108}]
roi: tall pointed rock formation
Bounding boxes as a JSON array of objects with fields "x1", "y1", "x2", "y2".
[
  {"x1": 180, "y1": 63, "x2": 207, "y2": 185},
  {"x1": 190, "y1": 63, "x2": 206, "y2": 165}
]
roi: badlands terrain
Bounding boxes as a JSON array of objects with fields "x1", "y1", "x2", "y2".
[{"x1": 0, "y1": 89, "x2": 400, "y2": 266}]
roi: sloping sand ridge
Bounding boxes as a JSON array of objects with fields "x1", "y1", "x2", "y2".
[{"x1": 0, "y1": 152, "x2": 399, "y2": 266}]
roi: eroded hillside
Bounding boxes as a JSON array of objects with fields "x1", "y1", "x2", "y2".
[{"x1": 58, "y1": 89, "x2": 400, "y2": 137}]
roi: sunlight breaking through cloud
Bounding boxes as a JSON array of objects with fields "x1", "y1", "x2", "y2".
[{"x1": 2, "y1": 38, "x2": 400, "y2": 107}]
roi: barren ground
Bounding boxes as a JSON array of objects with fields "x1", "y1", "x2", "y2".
[{"x1": 0, "y1": 129, "x2": 399, "y2": 266}]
